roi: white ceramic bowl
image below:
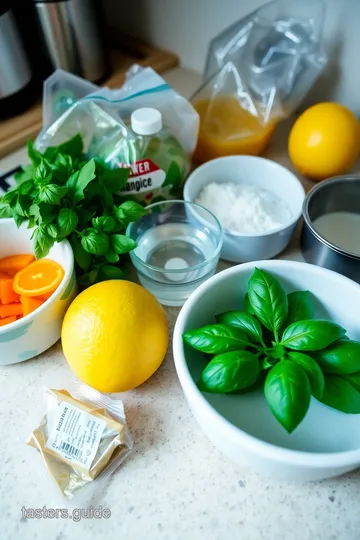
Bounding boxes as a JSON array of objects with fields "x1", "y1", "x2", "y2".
[
  {"x1": 0, "y1": 219, "x2": 76, "y2": 365},
  {"x1": 173, "y1": 260, "x2": 360, "y2": 481},
  {"x1": 184, "y1": 156, "x2": 305, "y2": 263}
]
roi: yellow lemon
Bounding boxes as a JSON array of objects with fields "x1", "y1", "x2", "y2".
[
  {"x1": 288, "y1": 102, "x2": 360, "y2": 181},
  {"x1": 61, "y1": 280, "x2": 168, "y2": 392}
]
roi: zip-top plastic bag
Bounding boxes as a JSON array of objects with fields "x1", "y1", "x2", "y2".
[
  {"x1": 192, "y1": 0, "x2": 327, "y2": 163},
  {"x1": 36, "y1": 67, "x2": 199, "y2": 204}
]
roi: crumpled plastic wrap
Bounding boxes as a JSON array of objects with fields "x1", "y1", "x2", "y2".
[{"x1": 192, "y1": 0, "x2": 327, "y2": 162}]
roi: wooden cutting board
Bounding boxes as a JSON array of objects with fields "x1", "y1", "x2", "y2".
[{"x1": 0, "y1": 34, "x2": 178, "y2": 159}]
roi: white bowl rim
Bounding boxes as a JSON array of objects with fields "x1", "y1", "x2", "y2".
[
  {"x1": 184, "y1": 155, "x2": 306, "y2": 238},
  {"x1": 0, "y1": 218, "x2": 74, "y2": 335},
  {"x1": 173, "y1": 259, "x2": 360, "y2": 467}
]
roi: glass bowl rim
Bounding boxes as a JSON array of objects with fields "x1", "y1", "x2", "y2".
[{"x1": 126, "y1": 199, "x2": 224, "y2": 274}]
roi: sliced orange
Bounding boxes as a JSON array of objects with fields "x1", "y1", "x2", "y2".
[
  {"x1": 0, "y1": 278, "x2": 20, "y2": 304},
  {"x1": 0, "y1": 315, "x2": 17, "y2": 327},
  {"x1": 0, "y1": 254, "x2": 35, "y2": 276},
  {"x1": 0, "y1": 303, "x2": 23, "y2": 318},
  {"x1": 20, "y1": 296, "x2": 44, "y2": 316},
  {"x1": 13, "y1": 259, "x2": 64, "y2": 297}
]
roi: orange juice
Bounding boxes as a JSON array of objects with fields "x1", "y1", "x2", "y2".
[{"x1": 193, "y1": 96, "x2": 276, "y2": 163}]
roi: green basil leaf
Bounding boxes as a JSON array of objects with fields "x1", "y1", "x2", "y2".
[
  {"x1": 100, "y1": 184, "x2": 114, "y2": 208},
  {"x1": 14, "y1": 213, "x2": 26, "y2": 228},
  {"x1": 342, "y1": 372, "x2": 360, "y2": 392},
  {"x1": 243, "y1": 293, "x2": 256, "y2": 315},
  {"x1": 287, "y1": 351, "x2": 325, "y2": 400},
  {"x1": 72, "y1": 159, "x2": 96, "y2": 203},
  {"x1": 316, "y1": 340, "x2": 360, "y2": 374},
  {"x1": 286, "y1": 291, "x2": 314, "y2": 325},
  {"x1": 0, "y1": 202, "x2": 13, "y2": 218},
  {"x1": 76, "y1": 207, "x2": 96, "y2": 226},
  {"x1": 111, "y1": 234, "x2": 137, "y2": 254},
  {"x1": 14, "y1": 195, "x2": 30, "y2": 218},
  {"x1": 34, "y1": 161, "x2": 51, "y2": 185},
  {"x1": 29, "y1": 204, "x2": 42, "y2": 223},
  {"x1": 114, "y1": 201, "x2": 147, "y2": 226},
  {"x1": 32, "y1": 225, "x2": 54, "y2": 259},
  {"x1": 100, "y1": 265, "x2": 125, "y2": 279},
  {"x1": 27, "y1": 216, "x2": 36, "y2": 229},
  {"x1": 271, "y1": 343, "x2": 285, "y2": 360},
  {"x1": 56, "y1": 208, "x2": 78, "y2": 238},
  {"x1": 19, "y1": 180, "x2": 35, "y2": 196},
  {"x1": 319, "y1": 375, "x2": 360, "y2": 413},
  {"x1": 55, "y1": 134, "x2": 83, "y2": 158},
  {"x1": 38, "y1": 184, "x2": 68, "y2": 205},
  {"x1": 198, "y1": 350, "x2": 261, "y2": 393},
  {"x1": 281, "y1": 320, "x2": 346, "y2": 351},
  {"x1": 92, "y1": 216, "x2": 116, "y2": 233},
  {"x1": 227, "y1": 371, "x2": 265, "y2": 394},
  {"x1": 101, "y1": 168, "x2": 129, "y2": 193},
  {"x1": 105, "y1": 251, "x2": 120, "y2": 263},
  {"x1": 14, "y1": 165, "x2": 33, "y2": 184},
  {"x1": 183, "y1": 324, "x2": 252, "y2": 354},
  {"x1": 81, "y1": 230, "x2": 109, "y2": 255},
  {"x1": 265, "y1": 360, "x2": 311, "y2": 433},
  {"x1": 66, "y1": 171, "x2": 80, "y2": 192},
  {"x1": 162, "y1": 160, "x2": 182, "y2": 187},
  {"x1": 27, "y1": 139, "x2": 42, "y2": 166},
  {"x1": 70, "y1": 234, "x2": 91, "y2": 271},
  {"x1": 46, "y1": 223, "x2": 58, "y2": 239},
  {"x1": 79, "y1": 268, "x2": 99, "y2": 287},
  {"x1": 216, "y1": 311, "x2": 262, "y2": 342},
  {"x1": 248, "y1": 268, "x2": 288, "y2": 337},
  {"x1": 37, "y1": 204, "x2": 57, "y2": 224}
]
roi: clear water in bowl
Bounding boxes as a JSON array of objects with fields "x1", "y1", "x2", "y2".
[{"x1": 127, "y1": 201, "x2": 223, "y2": 306}]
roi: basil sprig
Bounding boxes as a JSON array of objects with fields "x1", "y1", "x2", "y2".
[
  {"x1": 183, "y1": 268, "x2": 360, "y2": 433},
  {"x1": 0, "y1": 136, "x2": 146, "y2": 287}
]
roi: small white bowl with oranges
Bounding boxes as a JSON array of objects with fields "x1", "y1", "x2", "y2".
[{"x1": 0, "y1": 218, "x2": 76, "y2": 365}]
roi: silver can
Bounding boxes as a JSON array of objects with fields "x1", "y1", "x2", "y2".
[{"x1": 300, "y1": 175, "x2": 360, "y2": 282}]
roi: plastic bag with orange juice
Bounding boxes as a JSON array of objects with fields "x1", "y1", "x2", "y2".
[{"x1": 192, "y1": 0, "x2": 327, "y2": 163}]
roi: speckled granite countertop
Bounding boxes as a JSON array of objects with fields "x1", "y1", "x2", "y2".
[{"x1": 1, "y1": 68, "x2": 360, "y2": 540}]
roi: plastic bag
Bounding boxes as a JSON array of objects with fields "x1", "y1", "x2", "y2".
[
  {"x1": 27, "y1": 385, "x2": 133, "y2": 505},
  {"x1": 192, "y1": 0, "x2": 327, "y2": 163},
  {"x1": 36, "y1": 67, "x2": 199, "y2": 203}
]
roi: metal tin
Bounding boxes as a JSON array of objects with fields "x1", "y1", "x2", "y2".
[{"x1": 300, "y1": 175, "x2": 360, "y2": 282}]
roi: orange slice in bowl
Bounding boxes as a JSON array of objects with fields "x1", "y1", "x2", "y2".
[
  {"x1": 13, "y1": 259, "x2": 65, "y2": 297},
  {"x1": 0, "y1": 254, "x2": 35, "y2": 276}
]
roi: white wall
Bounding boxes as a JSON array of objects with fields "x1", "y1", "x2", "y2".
[
  {"x1": 104, "y1": 0, "x2": 360, "y2": 113},
  {"x1": 103, "y1": 0, "x2": 267, "y2": 72}
]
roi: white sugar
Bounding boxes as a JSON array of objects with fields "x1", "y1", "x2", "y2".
[{"x1": 195, "y1": 182, "x2": 292, "y2": 234}]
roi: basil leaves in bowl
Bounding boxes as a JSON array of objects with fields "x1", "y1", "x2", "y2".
[{"x1": 173, "y1": 260, "x2": 360, "y2": 481}]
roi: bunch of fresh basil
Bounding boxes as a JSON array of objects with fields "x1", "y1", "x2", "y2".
[
  {"x1": 183, "y1": 268, "x2": 360, "y2": 433},
  {"x1": 0, "y1": 136, "x2": 147, "y2": 287}
]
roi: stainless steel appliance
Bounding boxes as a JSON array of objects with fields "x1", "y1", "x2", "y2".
[{"x1": 33, "y1": 0, "x2": 109, "y2": 82}]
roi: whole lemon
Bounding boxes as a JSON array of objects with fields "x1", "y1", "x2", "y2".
[
  {"x1": 61, "y1": 280, "x2": 168, "y2": 392},
  {"x1": 288, "y1": 102, "x2": 360, "y2": 181}
]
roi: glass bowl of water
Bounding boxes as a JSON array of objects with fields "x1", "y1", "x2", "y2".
[{"x1": 127, "y1": 200, "x2": 223, "y2": 306}]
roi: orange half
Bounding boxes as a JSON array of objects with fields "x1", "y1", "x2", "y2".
[{"x1": 13, "y1": 259, "x2": 65, "y2": 297}]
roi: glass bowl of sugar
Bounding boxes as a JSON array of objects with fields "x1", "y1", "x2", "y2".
[{"x1": 126, "y1": 200, "x2": 223, "y2": 306}]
